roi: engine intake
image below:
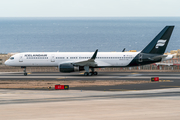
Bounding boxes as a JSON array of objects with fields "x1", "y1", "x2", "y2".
[{"x1": 59, "y1": 63, "x2": 84, "y2": 73}]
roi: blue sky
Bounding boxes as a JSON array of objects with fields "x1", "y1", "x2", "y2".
[{"x1": 0, "y1": 0, "x2": 179, "y2": 17}]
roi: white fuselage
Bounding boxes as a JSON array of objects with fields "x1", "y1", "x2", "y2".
[
  {"x1": 4, "y1": 26, "x2": 175, "y2": 76},
  {"x1": 5, "y1": 52, "x2": 140, "y2": 67}
]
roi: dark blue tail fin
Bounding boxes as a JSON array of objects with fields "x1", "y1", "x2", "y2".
[{"x1": 141, "y1": 26, "x2": 174, "y2": 54}]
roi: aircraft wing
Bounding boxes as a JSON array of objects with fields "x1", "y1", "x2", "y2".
[
  {"x1": 122, "y1": 48, "x2": 125, "y2": 52},
  {"x1": 73, "y1": 49, "x2": 98, "y2": 67}
]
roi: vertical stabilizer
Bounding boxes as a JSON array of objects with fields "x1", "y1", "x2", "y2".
[{"x1": 141, "y1": 26, "x2": 174, "y2": 54}]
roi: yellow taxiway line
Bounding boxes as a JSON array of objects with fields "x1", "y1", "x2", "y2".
[{"x1": 79, "y1": 72, "x2": 84, "y2": 74}]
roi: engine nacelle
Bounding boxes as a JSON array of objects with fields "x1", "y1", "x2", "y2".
[{"x1": 59, "y1": 63, "x2": 84, "y2": 73}]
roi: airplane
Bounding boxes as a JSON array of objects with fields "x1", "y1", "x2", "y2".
[{"x1": 5, "y1": 26, "x2": 174, "y2": 76}]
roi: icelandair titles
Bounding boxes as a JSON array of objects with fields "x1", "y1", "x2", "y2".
[{"x1": 24, "y1": 54, "x2": 47, "y2": 57}]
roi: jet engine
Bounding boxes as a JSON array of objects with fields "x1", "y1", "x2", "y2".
[{"x1": 59, "y1": 63, "x2": 84, "y2": 73}]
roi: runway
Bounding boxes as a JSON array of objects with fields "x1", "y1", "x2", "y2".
[
  {"x1": 0, "y1": 88, "x2": 180, "y2": 120},
  {"x1": 1, "y1": 71, "x2": 180, "y2": 79},
  {"x1": 0, "y1": 72, "x2": 180, "y2": 91},
  {"x1": 1, "y1": 72, "x2": 180, "y2": 119}
]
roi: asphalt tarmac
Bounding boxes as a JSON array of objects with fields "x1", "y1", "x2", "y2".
[
  {"x1": 1, "y1": 72, "x2": 180, "y2": 119},
  {"x1": 0, "y1": 88, "x2": 180, "y2": 120},
  {"x1": 0, "y1": 72, "x2": 180, "y2": 91}
]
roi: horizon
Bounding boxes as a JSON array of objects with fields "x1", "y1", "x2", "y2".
[{"x1": 0, "y1": 0, "x2": 179, "y2": 17}]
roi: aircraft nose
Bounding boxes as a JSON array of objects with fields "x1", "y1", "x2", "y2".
[{"x1": 4, "y1": 60, "x2": 9, "y2": 65}]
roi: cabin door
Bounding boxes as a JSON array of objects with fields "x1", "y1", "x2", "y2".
[
  {"x1": 19, "y1": 54, "x2": 23, "y2": 62},
  {"x1": 51, "y1": 54, "x2": 55, "y2": 62}
]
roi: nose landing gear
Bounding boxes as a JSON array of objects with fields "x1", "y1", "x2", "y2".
[{"x1": 21, "y1": 66, "x2": 27, "y2": 76}]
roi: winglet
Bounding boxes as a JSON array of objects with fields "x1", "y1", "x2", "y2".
[
  {"x1": 122, "y1": 48, "x2": 125, "y2": 52},
  {"x1": 91, "y1": 49, "x2": 98, "y2": 59}
]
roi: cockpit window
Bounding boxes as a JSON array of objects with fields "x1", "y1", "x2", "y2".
[{"x1": 10, "y1": 57, "x2": 14, "y2": 60}]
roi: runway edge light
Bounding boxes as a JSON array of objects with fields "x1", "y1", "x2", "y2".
[{"x1": 64, "y1": 85, "x2": 69, "y2": 90}]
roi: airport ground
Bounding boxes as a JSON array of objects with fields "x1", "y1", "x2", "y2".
[
  {"x1": 0, "y1": 72, "x2": 180, "y2": 90},
  {"x1": 0, "y1": 72, "x2": 180, "y2": 119},
  {"x1": 1, "y1": 88, "x2": 180, "y2": 120}
]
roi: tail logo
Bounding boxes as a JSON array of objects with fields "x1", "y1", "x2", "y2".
[{"x1": 155, "y1": 39, "x2": 167, "y2": 48}]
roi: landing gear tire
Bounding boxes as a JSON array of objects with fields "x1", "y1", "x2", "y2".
[
  {"x1": 84, "y1": 72, "x2": 97, "y2": 76},
  {"x1": 84, "y1": 72, "x2": 89, "y2": 76},
  {"x1": 89, "y1": 72, "x2": 93, "y2": 76},
  {"x1": 93, "y1": 72, "x2": 98, "y2": 75},
  {"x1": 24, "y1": 73, "x2": 27, "y2": 76}
]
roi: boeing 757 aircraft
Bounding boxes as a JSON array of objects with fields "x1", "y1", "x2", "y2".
[{"x1": 5, "y1": 26, "x2": 174, "y2": 76}]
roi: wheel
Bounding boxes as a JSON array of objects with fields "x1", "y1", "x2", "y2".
[
  {"x1": 93, "y1": 72, "x2": 98, "y2": 75},
  {"x1": 84, "y1": 72, "x2": 89, "y2": 76},
  {"x1": 24, "y1": 73, "x2": 27, "y2": 76},
  {"x1": 89, "y1": 72, "x2": 93, "y2": 76}
]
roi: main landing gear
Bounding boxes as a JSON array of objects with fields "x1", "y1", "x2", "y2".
[
  {"x1": 84, "y1": 71, "x2": 98, "y2": 76},
  {"x1": 21, "y1": 66, "x2": 27, "y2": 76},
  {"x1": 83, "y1": 66, "x2": 98, "y2": 76}
]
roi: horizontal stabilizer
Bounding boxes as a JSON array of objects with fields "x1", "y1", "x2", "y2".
[{"x1": 148, "y1": 55, "x2": 167, "y2": 60}]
